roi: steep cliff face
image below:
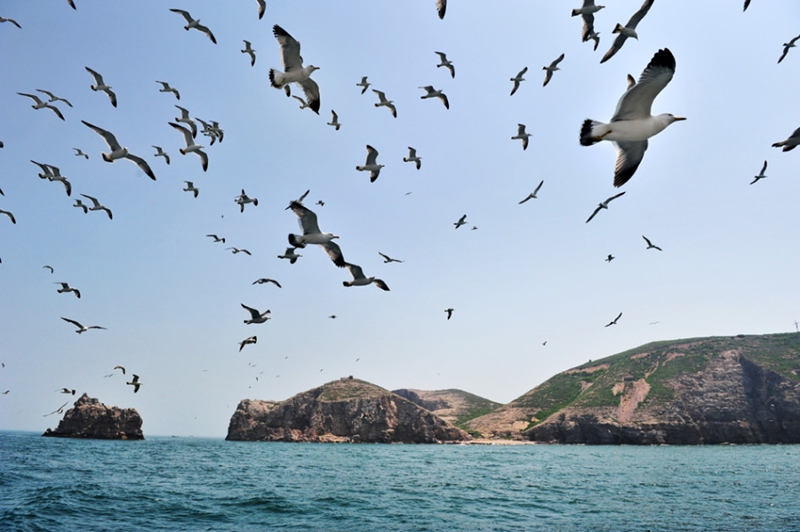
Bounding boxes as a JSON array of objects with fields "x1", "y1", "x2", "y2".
[
  {"x1": 466, "y1": 333, "x2": 800, "y2": 444},
  {"x1": 226, "y1": 378, "x2": 471, "y2": 443},
  {"x1": 42, "y1": 394, "x2": 144, "y2": 440}
]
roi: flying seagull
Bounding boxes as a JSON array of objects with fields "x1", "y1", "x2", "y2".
[
  {"x1": 206, "y1": 234, "x2": 225, "y2": 243},
  {"x1": 585, "y1": 191, "x2": 626, "y2": 223},
  {"x1": 604, "y1": 312, "x2": 622, "y2": 327},
  {"x1": 269, "y1": 24, "x2": 320, "y2": 114},
  {"x1": 286, "y1": 200, "x2": 345, "y2": 267},
  {"x1": 419, "y1": 85, "x2": 449, "y2": 109},
  {"x1": 235, "y1": 189, "x2": 258, "y2": 212},
  {"x1": 772, "y1": 127, "x2": 800, "y2": 152},
  {"x1": 253, "y1": 278, "x2": 282, "y2": 287},
  {"x1": 542, "y1": 53, "x2": 565, "y2": 87},
  {"x1": 327, "y1": 110, "x2": 341, "y2": 130},
  {"x1": 241, "y1": 40, "x2": 256, "y2": 66},
  {"x1": 169, "y1": 122, "x2": 208, "y2": 171},
  {"x1": 183, "y1": 181, "x2": 199, "y2": 197},
  {"x1": 0, "y1": 209, "x2": 16, "y2": 224},
  {"x1": 44, "y1": 401, "x2": 70, "y2": 417},
  {"x1": 41, "y1": 165, "x2": 72, "y2": 196},
  {"x1": 239, "y1": 336, "x2": 257, "y2": 352},
  {"x1": 43, "y1": 265, "x2": 54, "y2": 274},
  {"x1": 642, "y1": 235, "x2": 662, "y2": 251},
  {"x1": 356, "y1": 145, "x2": 384, "y2": 182},
  {"x1": 169, "y1": 9, "x2": 217, "y2": 44},
  {"x1": 242, "y1": 304, "x2": 271, "y2": 324},
  {"x1": 600, "y1": 0, "x2": 654, "y2": 64},
  {"x1": 519, "y1": 180, "x2": 544, "y2": 204},
  {"x1": 278, "y1": 247, "x2": 302, "y2": 264},
  {"x1": 342, "y1": 263, "x2": 390, "y2": 291},
  {"x1": 61, "y1": 317, "x2": 106, "y2": 334},
  {"x1": 17, "y1": 93, "x2": 65, "y2": 120},
  {"x1": 59, "y1": 388, "x2": 76, "y2": 395},
  {"x1": 372, "y1": 89, "x2": 397, "y2": 118},
  {"x1": 403, "y1": 147, "x2": 422, "y2": 169},
  {"x1": 751, "y1": 160, "x2": 768, "y2": 185},
  {"x1": 580, "y1": 48, "x2": 685, "y2": 187},
  {"x1": 73, "y1": 148, "x2": 89, "y2": 159},
  {"x1": 0, "y1": 16, "x2": 21, "y2": 28},
  {"x1": 606, "y1": 254, "x2": 615, "y2": 262},
  {"x1": 84, "y1": 67, "x2": 117, "y2": 107},
  {"x1": 778, "y1": 35, "x2": 800, "y2": 64},
  {"x1": 379, "y1": 252, "x2": 404, "y2": 263},
  {"x1": 226, "y1": 247, "x2": 251, "y2": 255},
  {"x1": 156, "y1": 80, "x2": 180, "y2": 100},
  {"x1": 510, "y1": 67, "x2": 527, "y2": 96},
  {"x1": 174, "y1": 105, "x2": 197, "y2": 138},
  {"x1": 56, "y1": 282, "x2": 80, "y2": 299},
  {"x1": 114, "y1": 365, "x2": 126, "y2": 375},
  {"x1": 80, "y1": 194, "x2": 113, "y2": 219},
  {"x1": 36, "y1": 89, "x2": 73, "y2": 108},
  {"x1": 126, "y1": 374, "x2": 142, "y2": 393},
  {"x1": 152, "y1": 146, "x2": 170, "y2": 165},
  {"x1": 445, "y1": 308, "x2": 454, "y2": 320},
  {"x1": 356, "y1": 76, "x2": 371, "y2": 94},
  {"x1": 435, "y1": 51, "x2": 455, "y2": 78},
  {"x1": 512, "y1": 124, "x2": 532, "y2": 151},
  {"x1": 81, "y1": 121, "x2": 156, "y2": 180},
  {"x1": 572, "y1": 1, "x2": 604, "y2": 49},
  {"x1": 454, "y1": 214, "x2": 467, "y2": 229}
]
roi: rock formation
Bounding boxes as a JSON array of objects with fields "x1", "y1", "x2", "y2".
[
  {"x1": 226, "y1": 378, "x2": 471, "y2": 443},
  {"x1": 43, "y1": 393, "x2": 144, "y2": 440},
  {"x1": 391, "y1": 388, "x2": 502, "y2": 428}
]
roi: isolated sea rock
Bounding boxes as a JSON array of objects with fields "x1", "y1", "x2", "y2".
[
  {"x1": 43, "y1": 393, "x2": 144, "y2": 440},
  {"x1": 226, "y1": 378, "x2": 471, "y2": 443}
]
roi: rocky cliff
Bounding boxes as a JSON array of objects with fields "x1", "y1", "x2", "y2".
[
  {"x1": 465, "y1": 333, "x2": 800, "y2": 444},
  {"x1": 226, "y1": 377, "x2": 471, "y2": 443},
  {"x1": 43, "y1": 394, "x2": 144, "y2": 440}
]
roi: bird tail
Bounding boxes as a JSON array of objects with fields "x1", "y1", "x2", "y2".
[
  {"x1": 288, "y1": 234, "x2": 305, "y2": 248},
  {"x1": 571, "y1": 8, "x2": 580, "y2": 16},
  {"x1": 269, "y1": 69, "x2": 283, "y2": 89},
  {"x1": 580, "y1": 119, "x2": 603, "y2": 146},
  {"x1": 253, "y1": 199, "x2": 258, "y2": 206},
  {"x1": 613, "y1": 23, "x2": 625, "y2": 34}
]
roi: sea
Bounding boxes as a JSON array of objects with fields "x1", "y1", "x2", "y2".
[{"x1": 1, "y1": 431, "x2": 799, "y2": 531}]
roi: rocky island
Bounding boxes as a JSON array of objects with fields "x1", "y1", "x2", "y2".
[{"x1": 43, "y1": 394, "x2": 144, "y2": 440}]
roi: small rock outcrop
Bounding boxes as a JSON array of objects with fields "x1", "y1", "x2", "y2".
[
  {"x1": 226, "y1": 378, "x2": 471, "y2": 443},
  {"x1": 43, "y1": 394, "x2": 144, "y2": 440}
]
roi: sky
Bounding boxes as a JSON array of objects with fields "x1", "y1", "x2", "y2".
[{"x1": 1, "y1": 1, "x2": 799, "y2": 437}]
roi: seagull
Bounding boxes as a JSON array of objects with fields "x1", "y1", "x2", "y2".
[
  {"x1": 327, "y1": 110, "x2": 341, "y2": 130},
  {"x1": 174, "y1": 106, "x2": 197, "y2": 138},
  {"x1": 772, "y1": 127, "x2": 800, "y2": 152},
  {"x1": 512, "y1": 124, "x2": 532, "y2": 150},
  {"x1": 435, "y1": 51, "x2": 455, "y2": 78},
  {"x1": 379, "y1": 252, "x2": 404, "y2": 264},
  {"x1": 81, "y1": 121, "x2": 156, "y2": 180},
  {"x1": 61, "y1": 317, "x2": 106, "y2": 334},
  {"x1": 195, "y1": 118, "x2": 219, "y2": 145},
  {"x1": 36, "y1": 89, "x2": 73, "y2": 108},
  {"x1": 454, "y1": 214, "x2": 467, "y2": 229},
  {"x1": 572, "y1": 1, "x2": 604, "y2": 48},
  {"x1": 519, "y1": 180, "x2": 544, "y2": 204},
  {"x1": 342, "y1": 263, "x2": 390, "y2": 291},
  {"x1": 542, "y1": 53, "x2": 565, "y2": 87},
  {"x1": 403, "y1": 147, "x2": 422, "y2": 170},
  {"x1": 0, "y1": 209, "x2": 16, "y2": 224},
  {"x1": 329, "y1": 315, "x2": 337, "y2": 319},
  {"x1": 278, "y1": 247, "x2": 302, "y2": 264},
  {"x1": 56, "y1": 282, "x2": 80, "y2": 298},
  {"x1": 59, "y1": 388, "x2": 76, "y2": 395},
  {"x1": 419, "y1": 86, "x2": 449, "y2": 109},
  {"x1": 152, "y1": 146, "x2": 170, "y2": 165},
  {"x1": 226, "y1": 247, "x2": 252, "y2": 255},
  {"x1": 169, "y1": 122, "x2": 208, "y2": 172},
  {"x1": 208, "y1": 120, "x2": 224, "y2": 143},
  {"x1": 316, "y1": 200, "x2": 325, "y2": 206},
  {"x1": 183, "y1": 181, "x2": 199, "y2": 197},
  {"x1": 269, "y1": 24, "x2": 320, "y2": 114},
  {"x1": 242, "y1": 304, "x2": 271, "y2": 324},
  {"x1": 17, "y1": 93, "x2": 65, "y2": 120},
  {"x1": 356, "y1": 145, "x2": 384, "y2": 182},
  {"x1": 606, "y1": 254, "x2": 615, "y2": 262},
  {"x1": 114, "y1": 365, "x2": 126, "y2": 374},
  {"x1": 73, "y1": 148, "x2": 89, "y2": 159},
  {"x1": 43, "y1": 401, "x2": 70, "y2": 417},
  {"x1": 40, "y1": 165, "x2": 72, "y2": 196},
  {"x1": 604, "y1": 312, "x2": 622, "y2": 327},
  {"x1": 80, "y1": 194, "x2": 113, "y2": 219},
  {"x1": 241, "y1": 40, "x2": 256, "y2": 66},
  {"x1": 751, "y1": 161, "x2": 768, "y2": 185},
  {"x1": 585, "y1": 191, "x2": 626, "y2": 223},
  {"x1": 580, "y1": 48, "x2": 685, "y2": 187},
  {"x1": 156, "y1": 80, "x2": 180, "y2": 100},
  {"x1": 510, "y1": 67, "x2": 528, "y2": 96},
  {"x1": 239, "y1": 336, "x2": 258, "y2": 352},
  {"x1": 84, "y1": 67, "x2": 117, "y2": 107},
  {"x1": 445, "y1": 308, "x2": 454, "y2": 320},
  {"x1": 372, "y1": 89, "x2": 397, "y2": 118},
  {"x1": 778, "y1": 35, "x2": 800, "y2": 63},
  {"x1": 253, "y1": 278, "x2": 282, "y2": 287},
  {"x1": 436, "y1": 0, "x2": 446, "y2": 19},
  {"x1": 235, "y1": 189, "x2": 258, "y2": 212},
  {"x1": 206, "y1": 234, "x2": 225, "y2": 243},
  {"x1": 600, "y1": 0, "x2": 654, "y2": 64},
  {"x1": 642, "y1": 235, "x2": 662, "y2": 251},
  {"x1": 0, "y1": 16, "x2": 21, "y2": 28},
  {"x1": 356, "y1": 76, "x2": 371, "y2": 94},
  {"x1": 43, "y1": 265, "x2": 55, "y2": 274},
  {"x1": 169, "y1": 9, "x2": 217, "y2": 44},
  {"x1": 126, "y1": 374, "x2": 142, "y2": 393},
  {"x1": 286, "y1": 201, "x2": 345, "y2": 267}
]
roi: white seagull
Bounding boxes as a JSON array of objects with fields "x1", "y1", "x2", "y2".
[
  {"x1": 356, "y1": 145, "x2": 384, "y2": 182},
  {"x1": 419, "y1": 86, "x2": 449, "y2": 109},
  {"x1": 372, "y1": 89, "x2": 397, "y2": 118},
  {"x1": 253, "y1": 278, "x2": 282, "y2": 287},
  {"x1": 510, "y1": 67, "x2": 528, "y2": 96},
  {"x1": 242, "y1": 304, "x2": 271, "y2": 324},
  {"x1": 239, "y1": 336, "x2": 257, "y2": 352},
  {"x1": 126, "y1": 374, "x2": 142, "y2": 393},
  {"x1": 169, "y1": 9, "x2": 217, "y2": 44},
  {"x1": 585, "y1": 191, "x2": 626, "y2": 223},
  {"x1": 379, "y1": 252, "x2": 404, "y2": 264},
  {"x1": 519, "y1": 180, "x2": 544, "y2": 204},
  {"x1": 327, "y1": 110, "x2": 341, "y2": 130},
  {"x1": 750, "y1": 161, "x2": 768, "y2": 185},
  {"x1": 206, "y1": 234, "x2": 225, "y2": 243},
  {"x1": 61, "y1": 317, "x2": 106, "y2": 334},
  {"x1": 169, "y1": 122, "x2": 208, "y2": 172},
  {"x1": 73, "y1": 148, "x2": 89, "y2": 159},
  {"x1": 642, "y1": 235, "x2": 662, "y2": 251},
  {"x1": 542, "y1": 53, "x2": 565, "y2": 87},
  {"x1": 580, "y1": 48, "x2": 685, "y2": 187},
  {"x1": 174, "y1": 105, "x2": 197, "y2": 138},
  {"x1": 226, "y1": 247, "x2": 252, "y2": 256},
  {"x1": 183, "y1": 181, "x2": 199, "y2": 197},
  {"x1": 286, "y1": 201, "x2": 345, "y2": 267},
  {"x1": 778, "y1": 35, "x2": 800, "y2": 64},
  {"x1": 572, "y1": 1, "x2": 604, "y2": 49},
  {"x1": 242, "y1": 40, "x2": 256, "y2": 66},
  {"x1": 269, "y1": 24, "x2": 320, "y2": 114},
  {"x1": 356, "y1": 76, "x2": 371, "y2": 94},
  {"x1": 156, "y1": 80, "x2": 180, "y2": 100},
  {"x1": 604, "y1": 312, "x2": 622, "y2": 327},
  {"x1": 235, "y1": 189, "x2": 258, "y2": 212},
  {"x1": 435, "y1": 51, "x2": 455, "y2": 78},
  {"x1": 84, "y1": 67, "x2": 117, "y2": 107},
  {"x1": 56, "y1": 282, "x2": 80, "y2": 299},
  {"x1": 278, "y1": 247, "x2": 302, "y2": 264},
  {"x1": 403, "y1": 147, "x2": 422, "y2": 169},
  {"x1": 17, "y1": 93, "x2": 65, "y2": 120},
  {"x1": 342, "y1": 263, "x2": 390, "y2": 291},
  {"x1": 152, "y1": 146, "x2": 170, "y2": 165},
  {"x1": 73, "y1": 199, "x2": 88, "y2": 213},
  {"x1": 292, "y1": 95, "x2": 312, "y2": 110},
  {"x1": 512, "y1": 124, "x2": 532, "y2": 150},
  {"x1": 81, "y1": 121, "x2": 156, "y2": 180},
  {"x1": 600, "y1": 0, "x2": 654, "y2": 64},
  {"x1": 772, "y1": 127, "x2": 800, "y2": 152},
  {"x1": 36, "y1": 89, "x2": 73, "y2": 107},
  {"x1": 80, "y1": 194, "x2": 113, "y2": 219}
]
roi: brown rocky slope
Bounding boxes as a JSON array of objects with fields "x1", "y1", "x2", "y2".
[{"x1": 43, "y1": 394, "x2": 144, "y2": 440}]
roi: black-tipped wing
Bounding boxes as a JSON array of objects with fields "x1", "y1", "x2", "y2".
[
  {"x1": 124, "y1": 154, "x2": 156, "y2": 180},
  {"x1": 612, "y1": 48, "x2": 676, "y2": 121},
  {"x1": 322, "y1": 241, "x2": 346, "y2": 268},
  {"x1": 273, "y1": 25, "x2": 303, "y2": 71},
  {"x1": 288, "y1": 200, "x2": 321, "y2": 235},
  {"x1": 81, "y1": 120, "x2": 121, "y2": 151},
  {"x1": 436, "y1": 0, "x2": 446, "y2": 19}
]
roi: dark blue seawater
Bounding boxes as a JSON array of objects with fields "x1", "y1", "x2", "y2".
[{"x1": 1, "y1": 431, "x2": 799, "y2": 531}]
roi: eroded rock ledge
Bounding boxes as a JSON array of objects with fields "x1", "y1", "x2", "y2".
[{"x1": 43, "y1": 394, "x2": 144, "y2": 440}]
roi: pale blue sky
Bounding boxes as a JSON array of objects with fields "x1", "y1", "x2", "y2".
[{"x1": 1, "y1": 1, "x2": 799, "y2": 437}]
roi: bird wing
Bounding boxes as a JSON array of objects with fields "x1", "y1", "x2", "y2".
[
  {"x1": 345, "y1": 263, "x2": 366, "y2": 280},
  {"x1": 322, "y1": 241, "x2": 346, "y2": 268},
  {"x1": 256, "y1": 0, "x2": 266, "y2": 19},
  {"x1": 760, "y1": 160, "x2": 768, "y2": 174},
  {"x1": 270, "y1": 279, "x2": 282, "y2": 288},
  {"x1": 288, "y1": 201, "x2": 322, "y2": 235},
  {"x1": 84, "y1": 66, "x2": 104, "y2": 85},
  {"x1": 585, "y1": 205, "x2": 602, "y2": 223},
  {"x1": 517, "y1": 124, "x2": 526, "y2": 135},
  {"x1": 534, "y1": 180, "x2": 544, "y2": 195},
  {"x1": 625, "y1": 0, "x2": 654, "y2": 30},
  {"x1": 297, "y1": 78, "x2": 320, "y2": 114},
  {"x1": 612, "y1": 140, "x2": 648, "y2": 187},
  {"x1": 195, "y1": 23, "x2": 217, "y2": 44},
  {"x1": 124, "y1": 153, "x2": 156, "y2": 180},
  {"x1": 241, "y1": 304, "x2": 261, "y2": 320},
  {"x1": 61, "y1": 317, "x2": 83, "y2": 328},
  {"x1": 373, "y1": 279, "x2": 390, "y2": 291},
  {"x1": 581, "y1": 13, "x2": 596, "y2": 41},
  {"x1": 600, "y1": 32, "x2": 629, "y2": 64},
  {"x1": 81, "y1": 120, "x2": 121, "y2": 151},
  {"x1": 551, "y1": 53, "x2": 565, "y2": 67},
  {"x1": 642, "y1": 235, "x2": 653, "y2": 246},
  {"x1": 365, "y1": 145, "x2": 379, "y2": 165},
  {"x1": 272, "y1": 25, "x2": 304, "y2": 71},
  {"x1": 169, "y1": 8, "x2": 193, "y2": 23},
  {"x1": 169, "y1": 121, "x2": 195, "y2": 146},
  {"x1": 372, "y1": 89, "x2": 387, "y2": 102},
  {"x1": 606, "y1": 191, "x2": 626, "y2": 203},
  {"x1": 80, "y1": 193, "x2": 101, "y2": 207},
  {"x1": 612, "y1": 48, "x2": 675, "y2": 121},
  {"x1": 436, "y1": 0, "x2": 446, "y2": 19}
]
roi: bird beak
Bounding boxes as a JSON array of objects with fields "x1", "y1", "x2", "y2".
[{"x1": 673, "y1": 116, "x2": 687, "y2": 121}]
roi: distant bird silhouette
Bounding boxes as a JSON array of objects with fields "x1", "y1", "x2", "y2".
[
  {"x1": 511, "y1": 124, "x2": 532, "y2": 150},
  {"x1": 379, "y1": 252, "x2": 404, "y2": 264},
  {"x1": 445, "y1": 308, "x2": 454, "y2": 320},
  {"x1": 226, "y1": 247, "x2": 251, "y2": 255},
  {"x1": 114, "y1": 365, "x2": 126, "y2": 375},
  {"x1": 17, "y1": 92, "x2": 65, "y2": 120},
  {"x1": 239, "y1": 336, "x2": 257, "y2": 352},
  {"x1": 44, "y1": 401, "x2": 69, "y2": 417},
  {"x1": 510, "y1": 67, "x2": 527, "y2": 96},
  {"x1": 0, "y1": 209, "x2": 16, "y2": 224},
  {"x1": 435, "y1": 51, "x2": 455, "y2": 78},
  {"x1": 772, "y1": 127, "x2": 800, "y2": 152},
  {"x1": 80, "y1": 194, "x2": 113, "y2": 220},
  {"x1": 241, "y1": 40, "x2": 256, "y2": 66},
  {"x1": 454, "y1": 214, "x2": 467, "y2": 229},
  {"x1": 356, "y1": 76, "x2": 371, "y2": 94},
  {"x1": 642, "y1": 235, "x2": 662, "y2": 251},
  {"x1": 156, "y1": 80, "x2": 180, "y2": 100},
  {"x1": 84, "y1": 67, "x2": 117, "y2": 107},
  {"x1": 37, "y1": 89, "x2": 73, "y2": 107},
  {"x1": 750, "y1": 161, "x2": 767, "y2": 185},
  {"x1": 372, "y1": 89, "x2": 397, "y2": 118},
  {"x1": 585, "y1": 192, "x2": 626, "y2": 223},
  {"x1": 169, "y1": 8, "x2": 217, "y2": 44},
  {"x1": 61, "y1": 317, "x2": 106, "y2": 334},
  {"x1": 342, "y1": 263, "x2": 390, "y2": 291},
  {"x1": 605, "y1": 312, "x2": 622, "y2": 327},
  {"x1": 605, "y1": 254, "x2": 615, "y2": 262},
  {"x1": 419, "y1": 85, "x2": 449, "y2": 109},
  {"x1": 73, "y1": 148, "x2": 89, "y2": 159},
  {"x1": 278, "y1": 247, "x2": 302, "y2": 264},
  {"x1": 403, "y1": 147, "x2": 422, "y2": 169},
  {"x1": 206, "y1": 234, "x2": 225, "y2": 243},
  {"x1": 253, "y1": 278, "x2": 281, "y2": 287},
  {"x1": 356, "y1": 145, "x2": 384, "y2": 182},
  {"x1": 126, "y1": 374, "x2": 142, "y2": 393},
  {"x1": 327, "y1": 110, "x2": 341, "y2": 130},
  {"x1": 59, "y1": 388, "x2": 76, "y2": 395},
  {"x1": 43, "y1": 265, "x2": 54, "y2": 274},
  {"x1": 242, "y1": 304, "x2": 271, "y2": 324},
  {"x1": 519, "y1": 180, "x2": 544, "y2": 204},
  {"x1": 542, "y1": 53, "x2": 565, "y2": 86},
  {"x1": 778, "y1": 34, "x2": 800, "y2": 64},
  {"x1": 183, "y1": 181, "x2": 199, "y2": 197},
  {"x1": 56, "y1": 282, "x2": 80, "y2": 298}
]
